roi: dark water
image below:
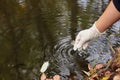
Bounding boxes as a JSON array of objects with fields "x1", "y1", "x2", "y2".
[{"x1": 0, "y1": 0, "x2": 119, "y2": 80}]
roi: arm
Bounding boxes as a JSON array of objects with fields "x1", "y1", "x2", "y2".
[
  {"x1": 73, "y1": 0, "x2": 120, "y2": 51},
  {"x1": 96, "y1": 0, "x2": 120, "y2": 32}
]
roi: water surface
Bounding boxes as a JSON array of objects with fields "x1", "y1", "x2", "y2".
[{"x1": 0, "y1": 0, "x2": 119, "y2": 80}]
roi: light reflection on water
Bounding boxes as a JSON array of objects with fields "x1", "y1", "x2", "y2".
[
  {"x1": 0, "y1": 0, "x2": 119, "y2": 80},
  {"x1": 49, "y1": 24, "x2": 119, "y2": 80}
]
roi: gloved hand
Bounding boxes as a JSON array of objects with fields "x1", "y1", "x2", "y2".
[{"x1": 73, "y1": 22, "x2": 102, "y2": 51}]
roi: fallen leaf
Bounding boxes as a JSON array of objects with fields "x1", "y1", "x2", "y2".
[
  {"x1": 41, "y1": 73, "x2": 46, "y2": 80},
  {"x1": 101, "y1": 77, "x2": 109, "y2": 80},
  {"x1": 40, "y1": 61, "x2": 49, "y2": 73},
  {"x1": 82, "y1": 70, "x2": 90, "y2": 76}
]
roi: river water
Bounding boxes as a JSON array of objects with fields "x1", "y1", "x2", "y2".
[{"x1": 0, "y1": 0, "x2": 119, "y2": 80}]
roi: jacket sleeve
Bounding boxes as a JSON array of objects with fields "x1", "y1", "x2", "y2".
[{"x1": 113, "y1": 0, "x2": 120, "y2": 12}]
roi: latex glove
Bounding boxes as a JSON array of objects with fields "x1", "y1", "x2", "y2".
[{"x1": 73, "y1": 22, "x2": 101, "y2": 51}]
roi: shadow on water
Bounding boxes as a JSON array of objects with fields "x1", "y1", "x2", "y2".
[{"x1": 0, "y1": 0, "x2": 119, "y2": 80}]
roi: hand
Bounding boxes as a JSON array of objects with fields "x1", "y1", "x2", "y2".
[{"x1": 73, "y1": 22, "x2": 101, "y2": 51}]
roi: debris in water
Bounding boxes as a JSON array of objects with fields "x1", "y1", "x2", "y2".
[{"x1": 40, "y1": 61, "x2": 49, "y2": 73}]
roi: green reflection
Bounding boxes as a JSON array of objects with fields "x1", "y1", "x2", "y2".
[{"x1": 0, "y1": 0, "x2": 109, "y2": 80}]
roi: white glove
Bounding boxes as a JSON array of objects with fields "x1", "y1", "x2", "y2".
[{"x1": 73, "y1": 22, "x2": 101, "y2": 51}]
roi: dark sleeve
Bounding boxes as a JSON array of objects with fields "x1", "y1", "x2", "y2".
[{"x1": 113, "y1": 0, "x2": 120, "y2": 12}]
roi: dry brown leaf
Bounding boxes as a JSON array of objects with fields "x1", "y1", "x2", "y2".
[{"x1": 41, "y1": 73, "x2": 46, "y2": 80}]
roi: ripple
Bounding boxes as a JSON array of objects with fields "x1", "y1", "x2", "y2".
[
  {"x1": 54, "y1": 36, "x2": 74, "y2": 60},
  {"x1": 48, "y1": 24, "x2": 119, "y2": 79},
  {"x1": 52, "y1": 36, "x2": 84, "y2": 80}
]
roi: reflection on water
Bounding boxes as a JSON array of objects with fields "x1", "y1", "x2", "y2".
[{"x1": 0, "y1": 0, "x2": 119, "y2": 80}]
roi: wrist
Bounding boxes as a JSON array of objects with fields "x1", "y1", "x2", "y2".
[
  {"x1": 89, "y1": 22, "x2": 101, "y2": 38},
  {"x1": 95, "y1": 21, "x2": 107, "y2": 33}
]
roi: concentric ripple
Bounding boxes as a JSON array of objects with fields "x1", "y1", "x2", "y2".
[
  {"x1": 48, "y1": 23, "x2": 119, "y2": 80},
  {"x1": 49, "y1": 36, "x2": 86, "y2": 80}
]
